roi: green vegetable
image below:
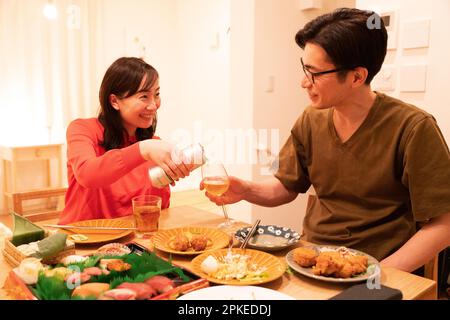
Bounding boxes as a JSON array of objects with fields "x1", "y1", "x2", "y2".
[
  {"x1": 11, "y1": 212, "x2": 45, "y2": 246},
  {"x1": 34, "y1": 273, "x2": 72, "y2": 300},
  {"x1": 32, "y1": 251, "x2": 191, "y2": 300},
  {"x1": 32, "y1": 233, "x2": 68, "y2": 260},
  {"x1": 109, "y1": 252, "x2": 190, "y2": 288},
  {"x1": 285, "y1": 266, "x2": 294, "y2": 275}
]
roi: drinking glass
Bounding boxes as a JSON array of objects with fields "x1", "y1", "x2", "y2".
[
  {"x1": 132, "y1": 195, "x2": 161, "y2": 239},
  {"x1": 201, "y1": 162, "x2": 236, "y2": 231}
]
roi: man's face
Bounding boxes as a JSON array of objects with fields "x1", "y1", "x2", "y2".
[{"x1": 300, "y1": 43, "x2": 352, "y2": 109}]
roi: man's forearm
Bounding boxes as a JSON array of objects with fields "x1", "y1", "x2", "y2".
[
  {"x1": 380, "y1": 212, "x2": 450, "y2": 272},
  {"x1": 244, "y1": 177, "x2": 298, "y2": 207}
]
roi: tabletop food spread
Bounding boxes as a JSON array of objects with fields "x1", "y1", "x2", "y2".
[{"x1": 0, "y1": 209, "x2": 438, "y2": 300}]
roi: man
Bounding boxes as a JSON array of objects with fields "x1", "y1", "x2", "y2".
[{"x1": 202, "y1": 8, "x2": 450, "y2": 273}]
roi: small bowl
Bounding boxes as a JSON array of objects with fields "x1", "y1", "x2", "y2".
[{"x1": 234, "y1": 225, "x2": 300, "y2": 252}]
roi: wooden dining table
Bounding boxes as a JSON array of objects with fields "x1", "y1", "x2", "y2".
[{"x1": 0, "y1": 205, "x2": 437, "y2": 300}]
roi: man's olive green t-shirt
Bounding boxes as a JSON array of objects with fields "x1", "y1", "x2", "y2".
[{"x1": 275, "y1": 92, "x2": 450, "y2": 260}]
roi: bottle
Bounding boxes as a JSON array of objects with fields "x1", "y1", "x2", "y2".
[{"x1": 149, "y1": 143, "x2": 207, "y2": 188}]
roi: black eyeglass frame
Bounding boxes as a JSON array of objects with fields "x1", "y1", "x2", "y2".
[{"x1": 301, "y1": 58, "x2": 348, "y2": 84}]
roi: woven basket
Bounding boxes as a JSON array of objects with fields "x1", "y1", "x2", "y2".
[{"x1": 2, "y1": 237, "x2": 76, "y2": 268}]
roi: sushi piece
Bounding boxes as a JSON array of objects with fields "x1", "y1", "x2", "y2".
[
  {"x1": 65, "y1": 272, "x2": 91, "y2": 286},
  {"x1": 105, "y1": 260, "x2": 131, "y2": 272},
  {"x1": 117, "y1": 282, "x2": 156, "y2": 300},
  {"x1": 99, "y1": 289, "x2": 137, "y2": 300},
  {"x1": 72, "y1": 283, "x2": 110, "y2": 299},
  {"x1": 95, "y1": 243, "x2": 131, "y2": 256},
  {"x1": 145, "y1": 275, "x2": 175, "y2": 293},
  {"x1": 15, "y1": 257, "x2": 44, "y2": 285},
  {"x1": 60, "y1": 255, "x2": 88, "y2": 266}
]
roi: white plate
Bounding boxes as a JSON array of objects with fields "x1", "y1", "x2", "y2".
[
  {"x1": 286, "y1": 245, "x2": 381, "y2": 283},
  {"x1": 177, "y1": 285, "x2": 295, "y2": 300},
  {"x1": 234, "y1": 225, "x2": 300, "y2": 252}
]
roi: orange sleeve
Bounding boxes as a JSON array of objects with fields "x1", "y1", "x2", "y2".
[{"x1": 66, "y1": 119, "x2": 146, "y2": 188}]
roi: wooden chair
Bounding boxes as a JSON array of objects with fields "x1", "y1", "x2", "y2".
[
  {"x1": 8, "y1": 187, "x2": 67, "y2": 222},
  {"x1": 417, "y1": 220, "x2": 441, "y2": 283},
  {"x1": 424, "y1": 254, "x2": 439, "y2": 281}
]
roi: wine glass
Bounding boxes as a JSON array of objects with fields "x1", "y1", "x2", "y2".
[{"x1": 201, "y1": 162, "x2": 236, "y2": 232}]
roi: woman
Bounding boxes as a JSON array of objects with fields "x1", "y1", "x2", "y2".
[{"x1": 59, "y1": 57, "x2": 189, "y2": 224}]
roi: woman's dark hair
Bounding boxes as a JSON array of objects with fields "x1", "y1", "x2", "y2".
[
  {"x1": 98, "y1": 57, "x2": 159, "y2": 151},
  {"x1": 295, "y1": 8, "x2": 388, "y2": 84}
]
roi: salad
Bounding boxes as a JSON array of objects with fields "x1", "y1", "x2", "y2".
[{"x1": 200, "y1": 250, "x2": 268, "y2": 281}]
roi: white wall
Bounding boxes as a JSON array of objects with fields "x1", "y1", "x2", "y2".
[
  {"x1": 91, "y1": 0, "x2": 231, "y2": 192},
  {"x1": 247, "y1": 0, "x2": 355, "y2": 231},
  {"x1": 357, "y1": 0, "x2": 450, "y2": 144},
  {"x1": 97, "y1": 0, "x2": 180, "y2": 118},
  {"x1": 96, "y1": 0, "x2": 253, "y2": 222},
  {"x1": 166, "y1": 0, "x2": 231, "y2": 191},
  {"x1": 0, "y1": 0, "x2": 231, "y2": 213},
  {"x1": 227, "y1": 0, "x2": 255, "y2": 223}
]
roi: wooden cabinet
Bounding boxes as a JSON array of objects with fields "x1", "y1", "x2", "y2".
[{"x1": 0, "y1": 144, "x2": 64, "y2": 213}]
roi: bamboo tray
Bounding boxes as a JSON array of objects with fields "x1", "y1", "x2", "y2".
[
  {"x1": 2, "y1": 242, "x2": 209, "y2": 300},
  {"x1": 2, "y1": 236, "x2": 76, "y2": 268}
]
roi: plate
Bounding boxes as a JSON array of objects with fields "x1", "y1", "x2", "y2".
[
  {"x1": 190, "y1": 248, "x2": 286, "y2": 286},
  {"x1": 58, "y1": 219, "x2": 134, "y2": 244},
  {"x1": 286, "y1": 245, "x2": 381, "y2": 283},
  {"x1": 177, "y1": 285, "x2": 295, "y2": 300},
  {"x1": 235, "y1": 225, "x2": 300, "y2": 251},
  {"x1": 152, "y1": 227, "x2": 230, "y2": 255}
]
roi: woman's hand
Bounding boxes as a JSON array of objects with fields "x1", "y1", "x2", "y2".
[
  {"x1": 139, "y1": 140, "x2": 190, "y2": 183},
  {"x1": 200, "y1": 175, "x2": 250, "y2": 205}
]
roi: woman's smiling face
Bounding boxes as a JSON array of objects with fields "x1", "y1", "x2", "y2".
[{"x1": 110, "y1": 76, "x2": 161, "y2": 136}]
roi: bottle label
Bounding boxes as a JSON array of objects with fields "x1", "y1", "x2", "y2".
[
  {"x1": 149, "y1": 167, "x2": 173, "y2": 189},
  {"x1": 149, "y1": 143, "x2": 206, "y2": 188}
]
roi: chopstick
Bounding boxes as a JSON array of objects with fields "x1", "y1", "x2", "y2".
[
  {"x1": 240, "y1": 219, "x2": 261, "y2": 251},
  {"x1": 43, "y1": 224, "x2": 137, "y2": 231}
]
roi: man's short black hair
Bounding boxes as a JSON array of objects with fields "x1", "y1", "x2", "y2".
[{"x1": 295, "y1": 8, "x2": 388, "y2": 84}]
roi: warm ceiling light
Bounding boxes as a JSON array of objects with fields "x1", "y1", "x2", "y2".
[{"x1": 43, "y1": 2, "x2": 58, "y2": 20}]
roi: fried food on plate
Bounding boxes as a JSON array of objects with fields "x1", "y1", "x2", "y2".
[
  {"x1": 292, "y1": 247, "x2": 318, "y2": 267},
  {"x1": 312, "y1": 249, "x2": 368, "y2": 278},
  {"x1": 190, "y1": 235, "x2": 211, "y2": 251},
  {"x1": 313, "y1": 251, "x2": 346, "y2": 276},
  {"x1": 346, "y1": 254, "x2": 368, "y2": 274},
  {"x1": 169, "y1": 234, "x2": 190, "y2": 251},
  {"x1": 168, "y1": 232, "x2": 212, "y2": 251}
]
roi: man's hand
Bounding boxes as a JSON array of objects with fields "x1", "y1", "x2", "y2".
[{"x1": 200, "y1": 176, "x2": 250, "y2": 205}]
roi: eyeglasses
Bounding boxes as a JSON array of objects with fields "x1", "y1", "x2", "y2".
[{"x1": 301, "y1": 58, "x2": 346, "y2": 84}]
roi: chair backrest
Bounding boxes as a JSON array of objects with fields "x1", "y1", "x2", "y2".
[
  {"x1": 10, "y1": 187, "x2": 67, "y2": 222},
  {"x1": 417, "y1": 220, "x2": 440, "y2": 282},
  {"x1": 423, "y1": 254, "x2": 439, "y2": 281}
]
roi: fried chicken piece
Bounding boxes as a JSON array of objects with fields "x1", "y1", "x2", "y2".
[
  {"x1": 335, "y1": 261, "x2": 354, "y2": 278},
  {"x1": 313, "y1": 252, "x2": 346, "y2": 276},
  {"x1": 346, "y1": 255, "x2": 368, "y2": 275},
  {"x1": 169, "y1": 234, "x2": 190, "y2": 251},
  {"x1": 190, "y1": 235, "x2": 211, "y2": 251},
  {"x1": 313, "y1": 251, "x2": 368, "y2": 278},
  {"x1": 292, "y1": 247, "x2": 319, "y2": 267}
]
